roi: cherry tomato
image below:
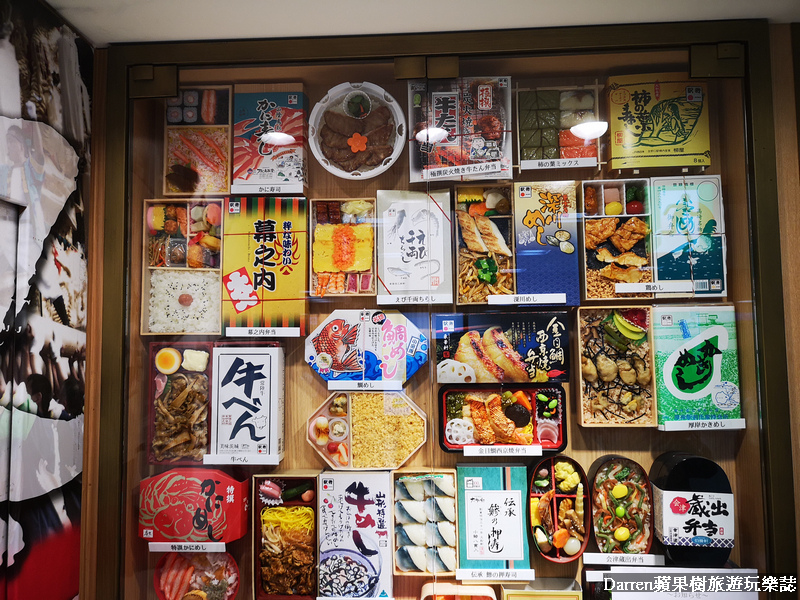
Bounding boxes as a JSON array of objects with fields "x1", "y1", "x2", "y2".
[{"x1": 626, "y1": 200, "x2": 644, "y2": 214}]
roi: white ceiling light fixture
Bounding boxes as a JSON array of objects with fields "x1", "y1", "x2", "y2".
[
  {"x1": 260, "y1": 131, "x2": 296, "y2": 146},
  {"x1": 570, "y1": 120, "x2": 608, "y2": 141},
  {"x1": 415, "y1": 127, "x2": 449, "y2": 144}
]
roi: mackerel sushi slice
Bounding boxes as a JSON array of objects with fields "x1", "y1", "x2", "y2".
[
  {"x1": 396, "y1": 500, "x2": 427, "y2": 524},
  {"x1": 426, "y1": 521, "x2": 457, "y2": 547},
  {"x1": 423, "y1": 474, "x2": 456, "y2": 498},
  {"x1": 425, "y1": 496, "x2": 456, "y2": 522},
  {"x1": 396, "y1": 523, "x2": 427, "y2": 547},
  {"x1": 396, "y1": 478, "x2": 426, "y2": 501},
  {"x1": 426, "y1": 546, "x2": 457, "y2": 573},
  {"x1": 396, "y1": 545, "x2": 427, "y2": 572}
]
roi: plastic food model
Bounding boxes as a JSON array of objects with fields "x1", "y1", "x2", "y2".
[
  {"x1": 154, "y1": 552, "x2": 239, "y2": 600},
  {"x1": 530, "y1": 456, "x2": 590, "y2": 562}
]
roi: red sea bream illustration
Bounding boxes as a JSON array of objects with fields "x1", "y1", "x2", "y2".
[{"x1": 312, "y1": 318, "x2": 362, "y2": 372}]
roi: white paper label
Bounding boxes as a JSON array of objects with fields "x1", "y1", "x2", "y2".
[
  {"x1": 659, "y1": 418, "x2": 746, "y2": 431},
  {"x1": 225, "y1": 326, "x2": 301, "y2": 337},
  {"x1": 456, "y1": 569, "x2": 536, "y2": 581},
  {"x1": 520, "y1": 157, "x2": 596, "y2": 170},
  {"x1": 465, "y1": 489, "x2": 525, "y2": 561},
  {"x1": 616, "y1": 281, "x2": 693, "y2": 293},
  {"x1": 652, "y1": 486, "x2": 735, "y2": 548},
  {"x1": 377, "y1": 293, "x2": 453, "y2": 305},
  {"x1": 328, "y1": 380, "x2": 402, "y2": 391},
  {"x1": 583, "y1": 553, "x2": 665, "y2": 566},
  {"x1": 203, "y1": 453, "x2": 280, "y2": 465},
  {"x1": 463, "y1": 445, "x2": 542, "y2": 457},
  {"x1": 149, "y1": 542, "x2": 225, "y2": 553},
  {"x1": 423, "y1": 161, "x2": 502, "y2": 180},
  {"x1": 488, "y1": 293, "x2": 567, "y2": 305}
]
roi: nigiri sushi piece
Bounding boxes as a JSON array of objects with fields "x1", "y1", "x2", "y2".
[
  {"x1": 425, "y1": 496, "x2": 456, "y2": 522},
  {"x1": 423, "y1": 474, "x2": 456, "y2": 498},
  {"x1": 396, "y1": 523, "x2": 427, "y2": 547},
  {"x1": 426, "y1": 521, "x2": 457, "y2": 547},
  {"x1": 426, "y1": 546, "x2": 457, "y2": 573},
  {"x1": 396, "y1": 478, "x2": 426, "y2": 501},
  {"x1": 396, "y1": 500, "x2": 427, "y2": 524},
  {"x1": 395, "y1": 546, "x2": 427, "y2": 572}
]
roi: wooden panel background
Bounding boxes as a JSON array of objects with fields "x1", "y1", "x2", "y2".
[{"x1": 116, "y1": 50, "x2": 768, "y2": 599}]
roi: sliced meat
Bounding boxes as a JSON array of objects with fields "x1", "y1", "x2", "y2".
[
  {"x1": 364, "y1": 145, "x2": 393, "y2": 166},
  {"x1": 324, "y1": 110, "x2": 362, "y2": 136},
  {"x1": 320, "y1": 124, "x2": 350, "y2": 148},
  {"x1": 362, "y1": 105, "x2": 392, "y2": 132},
  {"x1": 364, "y1": 123, "x2": 394, "y2": 145}
]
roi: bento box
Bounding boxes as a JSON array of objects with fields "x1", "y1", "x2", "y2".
[
  {"x1": 309, "y1": 198, "x2": 376, "y2": 297},
  {"x1": 501, "y1": 580, "x2": 582, "y2": 600},
  {"x1": 376, "y1": 189, "x2": 454, "y2": 305},
  {"x1": 454, "y1": 184, "x2": 515, "y2": 305},
  {"x1": 154, "y1": 551, "x2": 239, "y2": 600},
  {"x1": 518, "y1": 86, "x2": 599, "y2": 170},
  {"x1": 141, "y1": 198, "x2": 223, "y2": 335},
  {"x1": 253, "y1": 472, "x2": 319, "y2": 600},
  {"x1": 148, "y1": 342, "x2": 213, "y2": 465},
  {"x1": 439, "y1": 384, "x2": 567, "y2": 456},
  {"x1": 232, "y1": 83, "x2": 308, "y2": 195},
  {"x1": 392, "y1": 468, "x2": 458, "y2": 576},
  {"x1": 581, "y1": 179, "x2": 654, "y2": 301},
  {"x1": 164, "y1": 86, "x2": 232, "y2": 196},
  {"x1": 422, "y1": 582, "x2": 496, "y2": 600},
  {"x1": 317, "y1": 471, "x2": 393, "y2": 598},
  {"x1": 514, "y1": 181, "x2": 580, "y2": 306},
  {"x1": 305, "y1": 309, "x2": 428, "y2": 389},
  {"x1": 221, "y1": 196, "x2": 307, "y2": 337},
  {"x1": 529, "y1": 455, "x2": 590, "y2": 563},
  {"x1": 307, "y1": 391, "x2": 426, "y2": 470},
  {"x1": 586, "y1": 456, "x2": 654, "y2": 556},
  {"x1": 576, "y1": 307, "x2": 657, "y2": 427},
  {"x1": 433, "y1": 312, "x2": 569, "y2": 385}
]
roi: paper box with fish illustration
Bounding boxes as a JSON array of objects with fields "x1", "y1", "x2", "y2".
[
  {"x1": 376, "y1": 189, "x2": 453, "y2": 305},
  {"x1": 454, "y1": 185, "x2": 516, "y2": 305},
  {"x1": 456, "y1": 464, "x2": 532, "y2": 579},
  {"x1": 607, "y1": 73, "x2": 710, "y2": 170},
  {"x1": 317, "y1": 471, "x2": 393, "y2": 598},
  {"x1": 205, "y1": 345, "x2": 284, "y2": 465},
  {"x1": 653, "y1": 234, "x2": 727, "y2": 297},
  {"x1": 514, "y1": 181, "x2": 580, "y2": 306},
  {"x1": 306, "y1": 310, "x2": 428, "y2": 390},
  {"x1": 392, "y1": 469, "x2": 458, "y2": 576},
  {"x1": 408, "y1": 77, "x2": 513, "y2": 183},
  {"x1": 310, "y1": 198, "x2": 376, "y2": 297},
  {"x1": 518, "y1": 86, "x2": 599, "y2": 171},
  {"x1": 139, "y1": 468, "x2": 248, "y2": 545},
  {"x1": 222, "y1": 197, "x2": 307, "y2": 337},
  {"x1": 164, "y1": 86, "x2": 232, "y2": 196},
  {"x1": 653, "y1": 305, "x2": 743, "y2": 430},
  {"x1": 231, "y1": 84, "x2": 308, "y2": 195},
  {"x1": 433, "y1": 312, "x2": 569, "y2": 385}
]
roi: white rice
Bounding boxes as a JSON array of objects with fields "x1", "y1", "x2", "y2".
[{"x1": 148, "y1": 269, "x2": 220, "y2": 333}]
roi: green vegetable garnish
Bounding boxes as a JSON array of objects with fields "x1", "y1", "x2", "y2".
[
  {"x1": 475, "y1": 257, "x2": 498, "y2": 284},
  {"x1": 446, "y1": 392, "x2": 467, "y2": 420}
]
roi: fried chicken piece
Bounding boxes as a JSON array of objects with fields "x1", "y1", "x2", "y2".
[
  {"x1": 584, "y1": 217, "x2": 619, "y2": 250},
  {"x1": 595, "y1": 247, "x2": 649, "y2": 267},
  {"x1": 610, "y1": 216, "x2": 649, "y2": 252},
  {"x1": 599, "y1": 263, "x2": 643, "y2": 283}
]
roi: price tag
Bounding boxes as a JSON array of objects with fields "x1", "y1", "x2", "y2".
[
  {"x1": 225, "y1": 326, "x2": 301, "y2": 337},
  {"x1": 456, "y1": 569, "x2": 536, "y2": 581},
  {"x1": 615, "y1": 281, "x2": 693, "y2": 293},
  {"x1": 329, "y1": 380, "x2": 402, "y2": 391},
  {"x1": 463, "y1": 445, "x2": 542, "y2": 457},
  {"x1": 149, "y1": 542, "x2": 226, "y2": 553},
  {"x1": 489, "y1": 293, "x2": 566, "y2": 305},
  {"x1": 583, "y1": 553, "x2": 665, "y2": 566},
  {"x1": 659, "y1": 419, "x2": 746, "y2": 431}
]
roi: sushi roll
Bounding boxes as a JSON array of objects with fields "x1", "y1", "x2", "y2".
[
  {"x1": 426, "y1": 547, "x2": 457, "y2": 573},
  {"x1": 183, "y1": 107, "x2": 197, "y2": 123},
  {"x1": 167, "y1": 93, "x2": 183, "y2": 106},
  {"x1": 395, "y1": 546, "x2": 427, "y2": 572},
  {"x1": 167, "y1": 107, "x2": 182, "y2": 123},
  {"x1": 183, "y1": 90, "x2": 199, "y2": 106},
  {"x1": 426, "y1": 521, "x2": 457, "y2": 547},
  {"x1": 423, "y1": 474, "x2": 456, "y2": 498},
  {"x1": 425, "y1": 497, "x2": 456, "y2": 522},
  {"x1": 395, "y1": 500, "x2": 427, "y2": 524},
  {"x1": 396, "y1": 523, "x2": 427, "y2": 547},
  {"x1": 395, "y1": 478, "x2": 426, "y2": 501}
]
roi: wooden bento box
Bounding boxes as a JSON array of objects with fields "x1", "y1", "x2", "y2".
[
  {"x1": 576, "y1": 306, "x2": 657, "y2": 427},
  {"x1": 141, "y1": 198, "x2": 223, "y2": 335}
]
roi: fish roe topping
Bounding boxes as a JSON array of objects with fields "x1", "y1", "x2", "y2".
[{"x1": 332, "y1": 226, "x2": 356, "y2": 271}]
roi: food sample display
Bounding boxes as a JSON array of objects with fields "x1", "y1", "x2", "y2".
[
  {"x1": 307, "y1": 391, "x2": 426, "y2": 469},
  {"x1": 518, "y1": 88, "x2": 599, "y2": 169},
  {"x1": 317, "y1": 471, "x2": 393, "y2": 598},
  {"x1": 309, "y1": 81, "x2": 405, "y2": 179},
  {"x1": 154, "y1": 551, "x2": 239, "y2": 600},
  {"x1": 376, "y1": 189, "x2": 453, "y2": 304},
  {"x1": 589, "y1": 456, "x2": 653, "y2": 554},
  {"x1": 514, "y1": 181, "x2": 580, "y2": 305},
  {"x1": 454, "y1": 185, "x2": 515, "y2": 304},
  {"x1": 232, "y1": 84, "x2": 308, "y2": 194},
  {"x1": 149, "y1": 342, "x2": 212, "y2": 464},
  {"x1": 434, "y1": 312, "x2": 569, "y2": 384},
  {"x1": 254, "y1": 474, "x2": 317, "y2": 599},
  {"x1": 421, "y1": 582, "x2": 496, "y2": 600},
  {"x1": 310, "y1": 199, "x2": 376, "y2": 297},
  {"x1": 221, "y1": 196, "x2": 307, "y2": 336},
  {"x1": 408, "y1": 77, "x2": 513, "y2": 182},
  {"x1": 456, "y1": 464, "x2": 531, "y2": 573},
  {"x1": 139, "y1": 469, "x2": 248, "y2": 544},
  {"x1": 305, "y1": 310, "x2": 428, "y2": 387},
  {"x1": 652, "y1": 175, "x2": 727, "y2": 297},
  {"x1": 577, "y1": 307, "x2": 656, "y2": 426},
  {"x1": 208, "y1": 345, "x2": 284, "y2": 464},
  {"x1": 582, "y1": 180, "x2": 653, "y2": 300},
  {"x1": 653, "y1": 305, "x2": 742, "y2": 430},
  {"x1": 393, "y1": 471, "x2": 458, "y2": 575},
  {"x1": 439, "y1": 385, "x2": 566, "y2": 453},
  {"x1": 529, "y1": 456, "x2": 590, "y2": 563},
  {"x1": 607, "y1": 73, "x2": 710, "y2": 170}
]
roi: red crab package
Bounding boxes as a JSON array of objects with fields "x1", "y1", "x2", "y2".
[{"x1": 139, "y1": 468, "x2": 248, "y2": 544}]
